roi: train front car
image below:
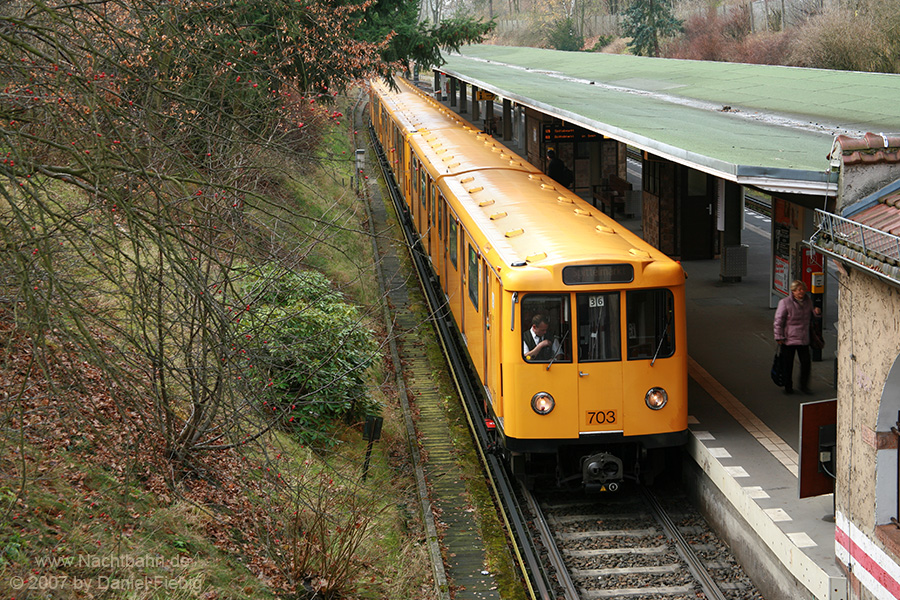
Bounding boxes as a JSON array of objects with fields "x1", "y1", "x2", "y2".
[
  {"x1": 499, "y1": 251, "x2": 688, "y2": 491},
  {"x1": 438, "y1": 128, "x2": 690, "y2": 492}
]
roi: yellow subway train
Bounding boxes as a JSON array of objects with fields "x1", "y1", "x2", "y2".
[{"x1": 369, "y1": 77, "x2": 687, "y2": 490}]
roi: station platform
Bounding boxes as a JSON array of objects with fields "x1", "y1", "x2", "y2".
[{"x1": 674, "y1": 211, "x2": 846, "y2": 600}]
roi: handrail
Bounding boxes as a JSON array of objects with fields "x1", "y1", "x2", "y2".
[{"x1": 814, "y1": 208, "x2": 900, "y2": 264}]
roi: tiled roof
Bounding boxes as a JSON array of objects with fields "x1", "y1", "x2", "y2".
[
  {"x1": 850, "y1": 190, "x2": 900, "y2": 234},
  {"x1": 831, "y1": 132, "x2": 900, "y2": 166},
  {"x1": 811, "y1": 178, "x2": 900, "y2": 288}
]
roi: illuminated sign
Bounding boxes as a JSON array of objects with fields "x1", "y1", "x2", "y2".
[
  {"x1": 542, "y1": 124, "x2": 601, "y2": 143},
  {"x1": 563, "y1": 264, "x2": 634, "y2": 285}
]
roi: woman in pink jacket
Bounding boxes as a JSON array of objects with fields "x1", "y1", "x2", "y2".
[{"x1": 773, "y1": 280, "x2": 821, "y2": 394}]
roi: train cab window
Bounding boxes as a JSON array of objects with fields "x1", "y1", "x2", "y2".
[
  {"x1": 520, "y1": 295, "x2": 572, "y2": 363},
  {"x1": 575, "y1": 293, "x2": 621, "y2": 362},
  {"x1": 448, "y1": 218, "x2": 458, "y2": 269},
  {"x1": 467, "y1": 245, "x2": 479, "y2": 310},
  {"x1": 626, "y1": 289, "x2": 675, "y2": 360}
]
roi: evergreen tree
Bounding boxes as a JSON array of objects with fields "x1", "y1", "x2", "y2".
[
  {"x1": 547, "y1": 16, "x2": 585, "y2": 51},
  {"x1": 623, "y1": 0, "x2": 683, "y2": 57}
]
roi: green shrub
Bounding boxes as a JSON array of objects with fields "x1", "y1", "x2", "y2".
[
  {"x1": 589, "y1": 35, "x2": 615, "y2": 52},
  {"x1": 243, "y1": 266, "x2": 377, "y2": 447},
  {"x1": 546, "y1": 17, "x2": 584, "y2": 51}
]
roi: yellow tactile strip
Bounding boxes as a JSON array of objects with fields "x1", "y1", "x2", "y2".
[{"x1": 688, "y1": 357, "x2": 799, "y2": 477}]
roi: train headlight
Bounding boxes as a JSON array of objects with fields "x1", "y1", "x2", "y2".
[
  {"x1": 531, "y1": 392, "x2": 555, "y2": 415},
  {"x1": 645, "y1": 387, "x2": 668, "y2": 410}
]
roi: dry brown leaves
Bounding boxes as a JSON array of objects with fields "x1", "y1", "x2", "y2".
[{"x1": 0, "y1": 309, "x2": 294, "y2": 593}]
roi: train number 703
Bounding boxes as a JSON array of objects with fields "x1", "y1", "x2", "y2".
[{"x1": 586, "y1": 410, "x2": 617, "y2": 425}]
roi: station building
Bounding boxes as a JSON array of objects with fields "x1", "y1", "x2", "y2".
[
  {"x1": 427, "y1": 45, "x2": 900, "y2": 600},
  {"x1": 812, "y1": 133, "x2": 900, "y2": 600}
]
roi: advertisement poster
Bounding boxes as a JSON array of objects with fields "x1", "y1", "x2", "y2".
[
  {"x1": 772, "y1": 196, "x2": 793, "y2": 297},
  {"x1": 774, "y1": 256, "x2": 789, "y2": 295}
]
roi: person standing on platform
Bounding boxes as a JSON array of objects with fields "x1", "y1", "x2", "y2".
[
  {"x1": 773, "y1": 280, "x2": 821, "y2": 395},
  {"x1": 546, "y1": 149, "x2": 571, "y2": 188}
]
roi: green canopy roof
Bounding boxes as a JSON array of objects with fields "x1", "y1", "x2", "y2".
[{"x1": 439, "y1": 45, "x2": 900, "y2": 195}]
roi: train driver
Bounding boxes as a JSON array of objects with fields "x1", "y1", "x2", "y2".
[{"x1": 523, "y1": 314, "x2": 562, "y2": 361}]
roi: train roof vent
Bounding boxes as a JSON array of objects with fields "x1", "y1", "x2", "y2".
[
  {"x1": 505, "y1": 228, "x2": 524, "y2": 238},
  {"x1": 440, "y1": 154, "x2": 454, "y2": 162},
  {"x1": 526, "y1": 252, "x2": 547, "y2": 263},
  {"x1": 460, "y1": 176, "x2": 475, "y2": 184},
  {"x1": 490, "y1": 212, "x2": 508, "y2": 220},
  {"x1": 540, "y1": 184, "x2": 557, "y2": 191},
  {"x1": 467, "y1": 186, "x2": 484, "y2": 194},
  {"x1": 574, "y1": 208, "x2": 592, "y2": 216},
  {"x1": 558, "y1": 196, "x2": 574, "y2": 204},
  {"x1": 492, "y1": 147, "x2": 502, "y2": 153},
  {"x1": 479, "y1": 199, "x2": 495, "y2": 207},
  {"x1": 596, "y1": 224, "x2": 616, "y2": 234},
  {"x1": 435, "y1": 148, "x2": 447, "y2": 154},
  {"x1": 629, "y1": 248, "x2": 652, "y2": 259},
  {"x1": 509, "y1": 160, "x2": 523, "y2": 167},
  {"x1": 448, "y1": 162, "x2": 461, "y2": 169}
]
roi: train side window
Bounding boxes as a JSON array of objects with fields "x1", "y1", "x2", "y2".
[
  {"x1": 419, "y1": 163, "x2": 426, "y2": 210},
  {"x1": 467, "y1": 244, "x2": 479, "y2": 311},
  {"x1": 448, "y1": 218, "x2": 458, "y2": 269},
  {"x1": 520, "y1": 295, "x2": 572, "y2": 363},
  {"x1": 575, "y1": 293, "x2": 621, "y2": 362},
  {"x1": 437, "y1": 191, "x2": 444, "y2": 239},
  {"x1": 430, "y1": 185, "x2": 436, "y2": 231},
  {"x1": 626, "y1": 289, "x2": 675, "y2": 360}
]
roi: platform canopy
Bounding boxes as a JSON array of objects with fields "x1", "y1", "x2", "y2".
[{"x1": 438, "y1": 45, "x2": 900, "y2": 196}]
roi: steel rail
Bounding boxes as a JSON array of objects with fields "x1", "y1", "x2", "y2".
[
  {"x1": 641, "y1": 486, "x2": 729, "y2": 600},
  {"x1": 368, "y1": 118, "x2": 554, "y2": 600},
  {"x1": 520, "y1": 486, "x2": 580, "y2": 600}
]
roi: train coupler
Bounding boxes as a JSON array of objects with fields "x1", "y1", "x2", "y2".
[{"x1": 582, "y1": 452, "x2": 623, "y2": 493}]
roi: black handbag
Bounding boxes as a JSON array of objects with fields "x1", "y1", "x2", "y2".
[
  {"x1": 770, "y1": 348, "x2": 785, "y2": 387},
  {"x1": 810, "y1": 324, "x2": 824, "y2": 350}
]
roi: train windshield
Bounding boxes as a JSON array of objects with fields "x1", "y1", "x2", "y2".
[
  {"x1": 520, "y1": 295, "x2": 572, "y2": 363},
  {"x1": 575, "y1": 293, "x2": 621, "y2": 362},
  {"x1": 626, "y1": 289, "x2": 675, "y2": 360}
]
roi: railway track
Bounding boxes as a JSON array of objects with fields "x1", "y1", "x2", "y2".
[
  {"x1": 522, "y1": 481, "x2": 763, "y2": 600},
  {"x1": 369, "y1": 113, "x2": 763, "y2": 600}
]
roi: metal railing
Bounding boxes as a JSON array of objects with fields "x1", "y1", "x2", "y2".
[{"x1": 814, "y1": 209, "x2": 900, "y2": 265}]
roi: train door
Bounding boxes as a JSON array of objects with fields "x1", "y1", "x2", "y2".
[
  {"x1": 483, "y1": 265, "x2": 502, "y2": 412},
  {"x1": 574, "y1": 292, "x2": 624, "y2": 434},
  {"x1": 680, "y1": 168, "x2": 715, "y2": 260}
]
